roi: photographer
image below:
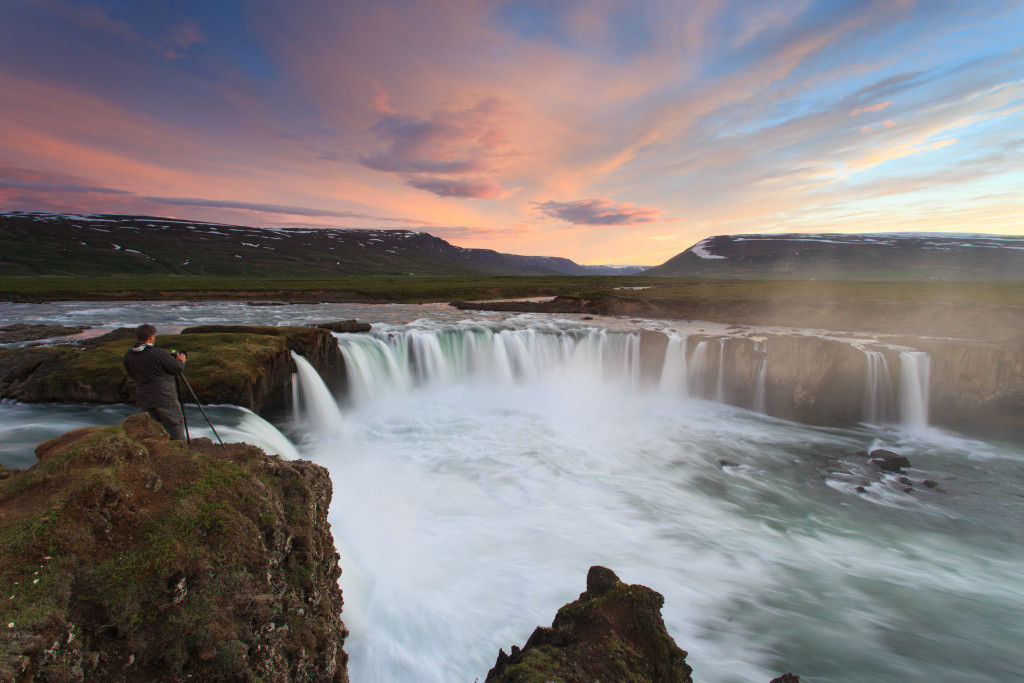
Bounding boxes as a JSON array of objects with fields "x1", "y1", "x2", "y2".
[{"x1": 123, "y1": 323, "x2": 187, "y2": 441}]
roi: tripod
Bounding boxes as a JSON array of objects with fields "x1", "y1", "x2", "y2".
[{"x1": 176, "y1": 374, "x2": 226, "y2": 449}]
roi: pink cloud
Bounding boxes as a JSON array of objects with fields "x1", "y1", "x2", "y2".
[
  {"x1": 850, "y1": 100, "x2": 893, "y2": 116},
  {"x1": 534, "y1": 198, "x2": 663, "y2": 226},
  {"x1": 404, "y1": 176, "x2": 504, "y2": 199},
  {"x1": 360, "y1": 97, "x2": 513, "y2": 175}
]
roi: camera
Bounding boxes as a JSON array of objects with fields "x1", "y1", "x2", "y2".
[{"x1": 171, "y1": 349, "x2": 188, "y2": 358}]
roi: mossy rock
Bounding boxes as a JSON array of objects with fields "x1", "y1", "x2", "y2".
[
  {"x1": 487, "y1": 566, "x2": 693, "y2": 683},
  {"x1": 0, "y1": 414, "x2": 348, "y2": 682}
]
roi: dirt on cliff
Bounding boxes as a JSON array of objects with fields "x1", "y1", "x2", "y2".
[{"x1": 0, "y1": 414, "x2": 348, "y2": 682}]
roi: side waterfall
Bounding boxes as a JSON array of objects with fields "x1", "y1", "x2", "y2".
[
  {"x1": 899, "y1": 351, "x2": 931, "y2": 429},
  {"x1": 291, "y1": 351, "x2": 345, "y2": 432},
  {"x1": 862, "y1": 350, "x2": 895, "y2": 424}
]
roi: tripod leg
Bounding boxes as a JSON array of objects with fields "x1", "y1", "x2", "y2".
[
  {"x1": 180, "y1": 374, "x2": 226, "y2": 448},
  {"x1": 175, "y1": 376, "x2": 191, "y2": 446}
]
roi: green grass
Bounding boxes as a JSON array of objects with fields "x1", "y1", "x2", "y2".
[{"x1": 0, "y1": 274, "x2": 665, "y2": 302}]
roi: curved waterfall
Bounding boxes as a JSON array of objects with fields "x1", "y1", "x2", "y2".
[{"x1": 312, "y1": 327, "x2": 931, "y2": 428}]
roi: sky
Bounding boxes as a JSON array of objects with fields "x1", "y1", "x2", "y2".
[{"x1": 1, "y1": 1, "x2": 1022, "y2": 265}]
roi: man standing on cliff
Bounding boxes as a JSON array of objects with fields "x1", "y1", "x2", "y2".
[{"x1": 123, "y1": 324, "x2": 187, "y2": 441}]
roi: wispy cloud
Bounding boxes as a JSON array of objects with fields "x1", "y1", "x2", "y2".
[
  {"x1": 534, "y1": 198, "x2": 663, "y2": 226},
  {"x1": 360, "y1": 96, "x2": 514, "y2": 198}
]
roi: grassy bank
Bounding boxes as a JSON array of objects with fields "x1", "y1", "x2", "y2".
[{"x1": 0, "y1": 274, "x2": 666, "y2": 303}]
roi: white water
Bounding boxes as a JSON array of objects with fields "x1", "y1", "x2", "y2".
[
  {"x1": 286, "y1": 324, "x2": 1024, "y2": 683},
  {"x1": 1, "y1": 303, "x2": 1020, "y2": 682},
  {"x1": 900, "y1": 352, "x2": 931, "y2": 430},
  {"x1": 863, "y1": 350, "x2": 895, "y2": 425},
  {"x1": 752, "y1": 341, "x2": 768, "y2": 413}
]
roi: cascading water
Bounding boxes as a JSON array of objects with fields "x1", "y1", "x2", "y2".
[
  {"x1": 291, "y1": 351, "x2": 344, "y2": 433},
  {"x1": 899, "y1": 351, "x2": 931, "y2": 429},
  {"x1": 752, "y1": 341, "x2": 768, "y2": 413},
  {"x1": 687, "y1": 340, "x2": 710, "y2": 398},
  {"x1": 659, "y1": 334, "x2": 689, "y2": 398},
  {"x1": 862, "y1": 350, "x2": 895, "y2": 424},
  {"x1": 714, "y1": 338, "x2": 726, "y2": 402}
]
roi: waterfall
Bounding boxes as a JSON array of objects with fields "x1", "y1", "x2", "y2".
[
  {"x1": 899, "y1": 351, "x2": 931, "y2": 429},
  {"x1": 862, "y1": 351, "x2": 894, "y2": 424},
  {"x1": 687, "y1": 341, "x2": 710, "y2": 398},
  {"x1": 752, "y1": 341, "x2": 768, "y2": 413},
  {"x1": 335, "y1": 328, "x2": 644, "y2": 407},
  {"x1": 715, "y1": 339, "x2": 726, "y2": 402},
  {"x1": 291, "y1": 352, "x2": 344, "y2": 432},
  {"x1": 659, "y1": 334, "x2": 689, "y2": 398}
]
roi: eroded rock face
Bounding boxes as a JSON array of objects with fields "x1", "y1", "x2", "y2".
[
  {"x1": 0, "y1": 414, "x2": 348, "y2": 682},
  {"x1": 486, "y1": 566, "x2": 694, "y2": 683}
]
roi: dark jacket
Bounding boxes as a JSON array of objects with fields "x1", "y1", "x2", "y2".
[{"x1": 123, "y1": 343, "x2": 184, "y2": 409}]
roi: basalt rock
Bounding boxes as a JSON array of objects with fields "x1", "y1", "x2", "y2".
[
  {"x1": 0, "y1": 323, "x2": 88, "y2": 343},
  {"x1": 867, "y1": 449, "x2": 911, "y2": 473},
  {"x1": 306, "y1": 320, "x2": 372, "y2": 334},
  {"x1": 486, "y1": 566, "x2": 694, "y2": 683},
  {"x1": 0, "y1": 414, "x2": 348, "y2": 682}
]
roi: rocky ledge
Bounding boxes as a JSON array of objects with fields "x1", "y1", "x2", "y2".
[
  {"x1": 0, "y1": 324, "x2": 352, "y2": 413},
  {"x1": 0, "y1": 414, "x2": 348, "y2": 682},
  {"x1": 487, "y1": 565, "x2": 800, "y2": 683}
]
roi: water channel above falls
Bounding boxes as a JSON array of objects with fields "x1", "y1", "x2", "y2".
[{"x1": 2, "y1": 301, "x2": 1023, "y2": 682}]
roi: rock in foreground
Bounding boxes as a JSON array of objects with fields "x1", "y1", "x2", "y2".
[
  {"x1": 486, "y1": 566, "x2": 693, "y2": 683},
  {"x1": 0, "y1": 414, "x2": 348, "y2": 682}
]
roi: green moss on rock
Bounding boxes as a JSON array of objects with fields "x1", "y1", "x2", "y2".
[
  {"x1": 486, "y1": 566, "x2": 693, "y2": 683},
  {"x1": 0, "y1": 413, "x2": 348, "y2": 682}
]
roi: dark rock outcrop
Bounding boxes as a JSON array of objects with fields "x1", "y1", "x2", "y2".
[
  {"x1": 867, "y1": 449, "x2": 911, "y2": 473},
  {"x1": 0, "y1": 414, "x2": 348, "y2": 682},
  {"x1": 306, "y1": 320, "x2": 372, "y2": 334},
  {"x1": 0, "y1": 323, "x2": 88, "y2": 343},
  {"x1": 486, "y1": 566, "x2": 694, "y2": 683}
]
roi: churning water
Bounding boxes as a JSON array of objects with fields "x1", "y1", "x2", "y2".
[{"x1": 2, "y1": 302, "x2": 1023, "y2": 682}]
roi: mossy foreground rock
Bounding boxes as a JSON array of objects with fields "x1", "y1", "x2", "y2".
[
  {"x1": 0, "y1": 414, "x2": 348, "y2": 682},
  {"x1": 486, "y1": 566, "x2": 694, "y2": 683}
]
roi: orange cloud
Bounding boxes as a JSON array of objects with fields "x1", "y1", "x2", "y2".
[{"x1": 850, "y1": 101, "x2": 893, "y2": 116}]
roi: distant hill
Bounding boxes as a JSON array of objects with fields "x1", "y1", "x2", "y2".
[
  {"x1": 0, "y1": 212, "x2": 647, "y2": 277},
  {"x1": 645, "y1": 233, "x2": 1024, "y2": 280}
]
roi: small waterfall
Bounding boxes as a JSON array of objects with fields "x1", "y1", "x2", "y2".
[
  {"x1": 752, "y1": 341, "x2": 768, "y2": 413},
  {"x1": 291, "y1": 352, "x2": 344, "y2": 432},
  {"x1": 715, "y1": 339, "x2": 726, "y2": 402},
  {"x1": 862, "y1": 351, "x2": 894, "y2": 424},
  {"x1": 659, "y1": 334, "x2": 689, "y2": 398},
  {"x1": 687, "y1": 341, "x2": 710, "y2": 398},
  {"x1": 227, "y1": 407, "x2": 302, "y2": 460},
  {"x1": 899, "y1": 351, "x2": 931, "y2": 429}
]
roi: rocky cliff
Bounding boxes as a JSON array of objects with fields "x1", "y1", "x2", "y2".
[
  {"x1": 0, "y1": 325, "x2": 347, "y2": 414},
  {"x1": 0, "y1": 413, "x2": 348, "y2": 682}
]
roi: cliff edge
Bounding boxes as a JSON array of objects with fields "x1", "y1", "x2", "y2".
[{"x1": 0, "y1": 414, "x2": 348, "y2": 682}]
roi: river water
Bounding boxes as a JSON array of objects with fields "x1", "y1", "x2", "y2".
[{"x1": 2, "y1": 301, "x2": 1022, "y2": 682}]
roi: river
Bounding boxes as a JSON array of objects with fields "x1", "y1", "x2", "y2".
[{"x1": 2, "y1": 301, "x2": 1022, "y2": 682}]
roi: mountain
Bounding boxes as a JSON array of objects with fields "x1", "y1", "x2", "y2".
[
  {"x1": 0, "y1": 212, "x2": 647, "y2": 277},
  {"x1": 645, "y1": 233, "x2": 1024, "y2": 280}
]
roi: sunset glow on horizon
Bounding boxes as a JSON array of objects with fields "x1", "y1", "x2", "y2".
[{"x1": 2, "y1": 1, "x2": 1022, "y2": 265}]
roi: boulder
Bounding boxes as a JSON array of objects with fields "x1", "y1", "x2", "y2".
[
  {"x1": 868, "y1": 449, "x2": 911, "y2": 473},
  {"x1": 486, "y1": 565, "x2": 694, "y2": 683}
]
